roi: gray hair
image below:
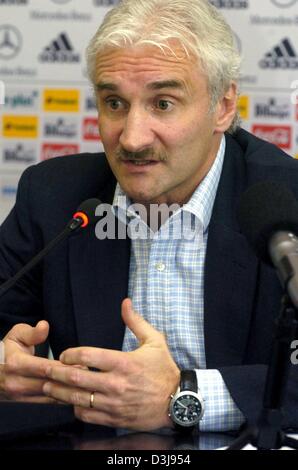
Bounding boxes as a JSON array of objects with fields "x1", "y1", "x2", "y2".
[{"x1": 86, "y1": 0, "x2": 241, "y2": 133}]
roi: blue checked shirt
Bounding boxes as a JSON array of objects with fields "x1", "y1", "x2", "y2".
[{"x1": 113, "y1": 136, "x2": 245, "y2": 431}]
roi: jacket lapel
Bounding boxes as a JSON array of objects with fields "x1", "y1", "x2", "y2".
[
  {"x1": 69, "y1": 228, "x2": 130, "y2": 351},
  {"x1": 69, "y1": 177, "x2": 131, "y2": 351},
  {"x1": 204, "y1": 134, "x2": 259, "y2": 367}
]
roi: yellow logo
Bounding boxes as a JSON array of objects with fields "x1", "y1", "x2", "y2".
[
  {"x1": 237, "y1": 95, "x2": 249, "y2": 120},
  {"x1": 295, "y1": 154, "x2": 298, "y2": 159},
  {"x1": 43, "y1": 89, "x2": 80, "y2": 112},
  {"x1": 3, "y1": 115, "x2": 38, "y2": 138}
]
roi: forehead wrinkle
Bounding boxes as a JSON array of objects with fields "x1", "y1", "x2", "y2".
[
  {"x1": 95, "y1": 47, "x2": 205, "y2": 99},
  {"x1": 95, "y1": 46, "x2": 196, "y2": 78}
]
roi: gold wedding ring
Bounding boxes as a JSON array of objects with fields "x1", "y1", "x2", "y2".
[{"x1": 90, "y1": 391, "x2": 95, "y2": 409}]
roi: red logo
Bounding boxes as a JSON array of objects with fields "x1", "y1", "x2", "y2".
[
  {"x1": 41, "y1": 143, "x2": 79, "y2": 160},
  {"x1": 83, "y1": 118, "x2": 100, "y2": 141},
  {"x1": 252, "y1": 125, "x2": 292, "y2": 150}
]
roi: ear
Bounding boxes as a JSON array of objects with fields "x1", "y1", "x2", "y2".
[{"x1": 214, "y1": 82, "x2": 238, "y2": 133}]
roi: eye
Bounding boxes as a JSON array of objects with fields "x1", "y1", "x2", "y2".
[
  {"x1": 105, "y1": 98, "x2": 123, "y2": 110},
  {"x1": 156, "y1": 99, "x2": 173, "y2": 111}
]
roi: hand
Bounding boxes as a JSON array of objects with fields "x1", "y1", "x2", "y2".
[
  {"x1": 0, "y1": 320, "x2": 61, "y2": 403},
  {"x1": 43, "y1": 299, "x2": 180, "y2": 431}
]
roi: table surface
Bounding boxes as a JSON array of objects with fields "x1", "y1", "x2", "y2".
[{"x1": 0, "y1": 401, "x2": 297, "y2": 450}]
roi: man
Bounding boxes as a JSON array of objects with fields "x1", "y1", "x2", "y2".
[{"x1": 0, "y1": 0, "x2": 297, "y2": 434}]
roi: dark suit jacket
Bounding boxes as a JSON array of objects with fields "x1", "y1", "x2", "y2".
[{"x1": 0, "y1": 128, "x2": 298, "y2": 430}]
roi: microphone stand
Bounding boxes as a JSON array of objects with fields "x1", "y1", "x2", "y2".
[
  {"x1": 227, "y1": 294, "x2": 298, "y2": 450},
  {"x1": 0, "y1": 217, "x2": 83, "y2": 300}
]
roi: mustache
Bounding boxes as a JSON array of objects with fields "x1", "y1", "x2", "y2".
[{"x1": 116, "y1": 148, "x2": 167, "y2": 162}]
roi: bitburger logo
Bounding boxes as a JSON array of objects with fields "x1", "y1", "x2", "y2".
[
  {"x1": 39, "y1": 32, "x2": 80, "y2": 63},
  {"x1": 4, "y1": 143, "x2": 36, "y2": 164}
]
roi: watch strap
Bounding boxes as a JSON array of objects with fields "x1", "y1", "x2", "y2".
[
  {"x1": 180, "y1": 370, "x2": 198, "y2": 393},
  {"x1": 172, "y1": 369, "x2": 200, "y2": 434}
]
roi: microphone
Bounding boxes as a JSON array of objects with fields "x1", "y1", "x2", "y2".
[
  {"x1": 0, "y1": 198, "x2": 101, "y2": 299},
  {"x1": 237, "y1": 181, "x2": 298, "y2": 308}
]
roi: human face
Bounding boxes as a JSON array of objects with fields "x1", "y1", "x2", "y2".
[{"x1": 95, "y1": 44, "x2": 229, "y2": 206}]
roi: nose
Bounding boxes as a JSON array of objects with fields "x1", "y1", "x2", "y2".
[{"x1": 119, "y1": 107, "x2": 154, "y2": 153}]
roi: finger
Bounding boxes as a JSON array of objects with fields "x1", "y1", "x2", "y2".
[
  {"x1": 5, "y1": 354, "x2": 61, "y2": 379},
  {"x1": 43, "y1": 381, "x2": 107, "y2": 409},
  {"x1": 43, "y1": 381, "x2": 121, "y2": 417},
  {"x1": 59, "y1": 347, "x2": 127, "y2": 372},
  {"x1": 9, "y1": 396, "x2": 61, "y2": 404},
  {"x1": 45, "y1": 364, "x2": 113, "y2": 395},
  {"x1": 121, "y1": 298, "x2": 161, "y2": 345},
  {"x1": 7, "y1": 321, "x2": 49, "y2": 348},
  {"x1": 4, "y1": 375, "x2": 49, "y2": 397}
]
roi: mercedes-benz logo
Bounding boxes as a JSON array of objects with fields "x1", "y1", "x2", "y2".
[
  {"x1": 0, "y1": 25, "x2": 22, "y2": 60},
  {"x1": 271, "y1": 0, "x2": 297, "y2": 7}
]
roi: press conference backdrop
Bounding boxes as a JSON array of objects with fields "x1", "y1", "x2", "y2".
[{"x1": 0, "y1": 0, "x2": 298, "y2": 224}]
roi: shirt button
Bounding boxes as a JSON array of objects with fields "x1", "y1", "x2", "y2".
[{"x1": 156, "y1": 262, "x2": 166, "y2": 272}]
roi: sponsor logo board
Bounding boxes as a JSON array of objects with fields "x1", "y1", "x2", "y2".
[
  {"x1": 39, "y1": 32, "x2": 80, "y2": 63},
  {"x1": 260, "y1": 38, "x2": 298, "y2": 69},
  {"x1": 0, "y1": 25, "x2": 22, "y2": 60},
  {"x1": 209, "y1": 0, "x2": 249, "y2": 7},
  {"x1": 83, "y1": 118, "x2": 100, "y2": 141},
  {"x1": 4, "y1": 88, "x2": 39, "y2": 110},
  {"x1": 41, "y1": 143, "x2": 79, "y2": 160},
  {"x1": 93, "y1": 0, "x2": 121, "y2": 5},
  {"x1": 3, "y1": 142, "x2": 37, "y2": 164},
  {"x1": 43, "y1": 116, "x2": 78, "y2": 139},
  {"x1": 0, "y1": 80, "x2": 4, "y2": 105},
  {"x1": 51, "y1": 0, "x2": 72, "y2": 4},
  {"x1": 0, "y1": 174, "x2": 19, "y2": 199},
  {"x1": 84, "y1": 89, "x2": 97, "y2": 112},
  {"x1": 271, "y1": 0, "x2": 298, "y2": 7},
  {"x1": 252, "y1": 124, "x2": 292, "y2": 150},
  {"x1": 3, "y1": 115, "x2": 38, "y2": 138},
  {"x1": 253, "y1": 97, "x2": 291, "y2": 120},
  {"x1": 237, "y1": 95, "x2": 249, "y2": 120},
  {"x1": 0, "y1": 0, "x2": 28, "y2": 4},
  {"x1": 43, "y1": 89, "x2": 80, "y2": 112}
]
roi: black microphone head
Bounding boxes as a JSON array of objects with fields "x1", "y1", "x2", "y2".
[
  {"x1": 237, "y1": 181, "x2": 298, "y2": 265},
  {"x1": 74, "y1": 198, "x2": 102, "y2": 227}
]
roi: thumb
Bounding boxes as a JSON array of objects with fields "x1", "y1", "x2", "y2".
[
  {"x1": 8, "y1": 320, "x2": 50, "y2": 347},
  {"x1": 121, "y1": 298, "x2": 160, "y2": 345}
]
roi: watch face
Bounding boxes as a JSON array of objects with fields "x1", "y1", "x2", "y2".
[{"x1": 170, "y1": 391, "x2": 202, "y2": 427}]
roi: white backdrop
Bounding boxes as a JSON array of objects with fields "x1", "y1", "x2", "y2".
[{"x1": 0, "y1": 0, "x2": 298, "y2": 223}]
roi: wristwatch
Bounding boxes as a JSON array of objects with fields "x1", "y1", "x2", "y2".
[{"x1": 169, "y1": 370, "x2": 204, "y2": 432}]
